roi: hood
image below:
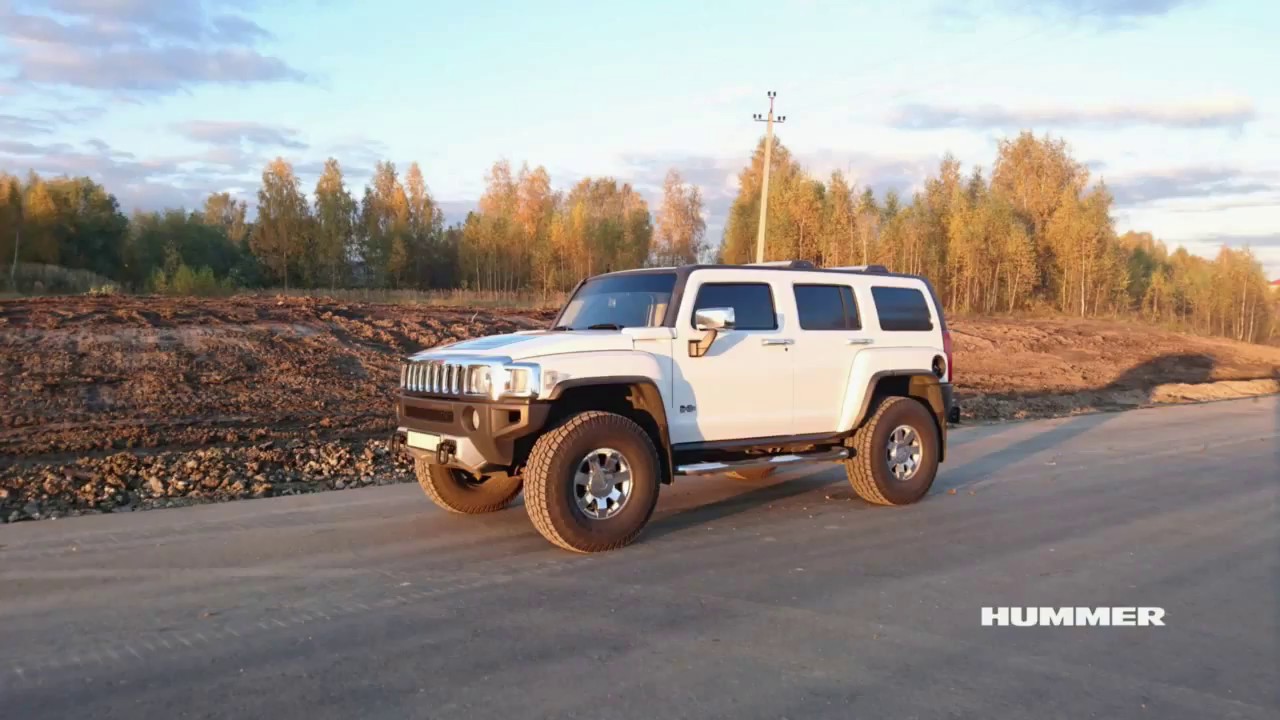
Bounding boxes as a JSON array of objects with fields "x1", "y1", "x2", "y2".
[{"x1": 409, "y1": 330, "x2": 635, "y2": 362}]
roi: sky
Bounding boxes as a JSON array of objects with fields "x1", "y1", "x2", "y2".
[{"x1": 1, "y1": 0, "x2": 1277, "y2": 276}]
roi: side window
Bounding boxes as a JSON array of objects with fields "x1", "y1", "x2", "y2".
[
  {"x1": 840, "y1": 286, "x2": 862, "y2": 330},
  {"x1": 794, "y1": 284, "x2": 860, "y2": 330},
  {"x1": 692, "y1": 283, "x2": 777, "y2": 330},
  {"x1": 871, "y1": 286, "x2": 934, "y2": 332}
]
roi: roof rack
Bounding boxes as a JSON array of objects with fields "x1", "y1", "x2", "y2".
[
  {"x1": 829, "y1": 264, "x2": 890, "y2": 274},
  {"x1": 747, "y1": 260, "x2": 816, "y2": 269}
]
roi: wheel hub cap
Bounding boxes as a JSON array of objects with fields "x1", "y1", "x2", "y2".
[
  {"x1": 886, "y1": 425, "x2": 923, "y2": 482},
  {"x1": 573, "y1": 448, "x2": 632, "y2": 520}
]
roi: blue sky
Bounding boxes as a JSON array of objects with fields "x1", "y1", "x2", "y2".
[{"x1": 1, "y1": 0, "x2": 1277, "y2": 275}]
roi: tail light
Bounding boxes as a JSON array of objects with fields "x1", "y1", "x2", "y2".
[{"x1": 942, "y1": 329, "x2": 954, "y2": 382}]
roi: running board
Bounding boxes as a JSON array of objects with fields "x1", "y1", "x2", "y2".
[{"x1": 676, "y1": 447, "x2": 849, "y2": 476}]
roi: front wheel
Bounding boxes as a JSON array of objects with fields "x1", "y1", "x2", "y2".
[
  {"x1": 844, "y1": 396, "x2": 940, "y2": 506},
  {"x1": 523, "y1": 411, "x2": 661, "y2": 552},
  {"x1": 414, "y1": 458, "x2": 523, "y2": 514}
]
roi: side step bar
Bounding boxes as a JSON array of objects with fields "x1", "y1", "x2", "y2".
[{"x1": 676, "y1": 447, "x2": 849, "y2": 476}]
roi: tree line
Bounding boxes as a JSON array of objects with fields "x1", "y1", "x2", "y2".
[
  {"x1": 0, "y1": 130, "x2": 1275, "y2": 342},
  {"x1": 720, "y1": 132, "x2": 1277, "y2": 343}
]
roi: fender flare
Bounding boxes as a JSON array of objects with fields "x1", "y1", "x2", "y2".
[
  {"x1": 546, "y1": 376, "x2": 675, "y2": 483},
  {"x1": 850, "y1": 370, "x2": 948, "y2": 463}
]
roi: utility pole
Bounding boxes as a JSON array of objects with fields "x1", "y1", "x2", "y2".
[{"x1": 752, "y1": 91, "x2": 786, "y2": 264}]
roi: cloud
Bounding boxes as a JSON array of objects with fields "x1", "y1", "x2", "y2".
[
  {"x1": 938, "y1": 0, "x2": 1195, "y2": 30},
  {"x1": 974, "y1": 0, "x2": 1197, "y2": 27},
  {"x1": 0, "y1": 112, "x2": 53, "y2": 135},
  {"x1": 1107, "y1": 166, "x2": 1277, "y2": 207},
  {"x1": 175, "y1": 120, "x2": 308, "y2": 150},
  {"x1": 0, "y1": 0, "x2": 302, "y2": 94},
  {"x1": 0, "y1": 130, "x2": 409, "y2": 214},
  {"x1": 1173, "y1": 235, "x2": 1280, "y2": 277},
  {"x1": 15, "y1": 45, "x2": 303, "y2": 92},
  {"x1": 38, "y1": 0, "x2": 270, "y2": 44},
  {"x1": 1014, "y1": 0, "x2": 1196, "y2": 20},
  {"x1": 890, "y1": 99, "x2": 1255, "y2": 131},
  {"x1": 1203, "y1": 233, "x2": 1280, "y2": 249},
  {"x1": 0, "y1": 138, "x2": 75, "y2": 155},
  {"x1": 0, "y1": 136, "x2": 252, "y2": 211},
  {"x1": 436, "y1": 199, "x2": 477, "y2": 227},
  {"x1": 211, "y1": 13, "x2": 273, "y2": 44}
]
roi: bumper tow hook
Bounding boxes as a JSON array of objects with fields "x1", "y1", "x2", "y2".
[{"x1": 436, "y1": 440, "x2": 457, "y2": 465}]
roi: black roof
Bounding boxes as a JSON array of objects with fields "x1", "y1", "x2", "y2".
[{"x1": 605, "y1": 261, "x2": 900, "y2": 280}]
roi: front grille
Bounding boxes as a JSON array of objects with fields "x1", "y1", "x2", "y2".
[{"x1": 401, "y1": 359, "x2": 479, "y2": 397}]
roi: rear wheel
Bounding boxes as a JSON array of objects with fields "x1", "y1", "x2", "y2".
[
  {"x1": 844, "y1": 396, "x2": 939, "y2": 506},
  {"x1": 524, "y1": 411, "x2": 661, "y2": 553},
  {"x1": 414, "y1": 458, "x2": 522, "y2": 514}
]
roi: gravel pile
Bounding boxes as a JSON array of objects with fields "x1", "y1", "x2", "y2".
[{"x1": 1, "y1": 438, "x2": 413, "y2": 523}]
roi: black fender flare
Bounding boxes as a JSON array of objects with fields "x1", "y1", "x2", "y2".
[
  {"x1": 547, "y1": 376, "x2": 675, "y2": 483},
  {"x1": 853, "y1": 370, "x2": 949, "y2": 463}
]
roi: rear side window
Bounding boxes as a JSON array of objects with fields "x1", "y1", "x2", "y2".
[
  {"x1": 693, "y1": 283, "x2": 777, "y2": 330},
  {"x1": 794, "y1": 284, "x2": 861, "y2": 330},
  {"x1": 871, "y1": 286, "x2": 934, "y2": 332}
]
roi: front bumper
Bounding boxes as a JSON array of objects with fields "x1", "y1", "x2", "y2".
[{"x1": 393, "y1": 394, "x2": 551, "y2": 473}]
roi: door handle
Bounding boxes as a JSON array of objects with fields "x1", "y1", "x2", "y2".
[
  {"x1": 761, "y1": 338, "x2": 794, "y2": 346},
  {"x1": 847, "y1": 338, "x2": 874, "y2": 346}
]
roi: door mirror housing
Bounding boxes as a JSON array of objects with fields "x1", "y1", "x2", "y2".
[
  {"x1": 694, "y1": 307, "x2": 735, "y2": 331},
  {"x1": 690, "y1": 307, "x2": 734, "y2": 357}
]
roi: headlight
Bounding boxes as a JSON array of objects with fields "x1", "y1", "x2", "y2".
[
  {"x1": 491, "y1": 363, "x2": 540, "y2": 400},
  {"x1": 466, "y1": 366, "x2": 492, "y2": 396}
]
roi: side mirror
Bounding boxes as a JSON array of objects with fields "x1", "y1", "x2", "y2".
[
  {"x1": 690, "y1": 307, "x2": 734, "y2": 357},
  {"x1": 694, "y1": 307, "x2": 735, "y2": 331}
]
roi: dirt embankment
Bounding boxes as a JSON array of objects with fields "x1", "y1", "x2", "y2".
[
  {"x1": 951, "y1": 317, "x2": 1280, "y2": 420},
  {"x1": 1, "y1": 297, "x2": 1277, "y2": 522}
]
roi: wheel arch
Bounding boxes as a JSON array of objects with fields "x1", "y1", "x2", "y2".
[
  {"x1": 849, "y1": 370, "x2": 948, "y2": 462},
  {"x1": 537, "y1": 377, "x2": 675, "y2": 484}
]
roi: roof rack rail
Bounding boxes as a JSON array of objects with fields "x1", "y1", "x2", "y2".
[
  {"x1": 830, "y1": 264, "x2": 890, "y2": 274},
  {"x1": 748, "y1": 260, "x2": 816, "y2": 269}
]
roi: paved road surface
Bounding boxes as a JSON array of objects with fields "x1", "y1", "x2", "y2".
[{"x1": 2, "y1": 397, "x2": 1277, "y2": 719}]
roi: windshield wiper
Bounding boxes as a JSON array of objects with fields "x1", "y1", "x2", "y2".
[
  {"x1": 549, "y1": 325, "x2": 571, "y2": 331},
  {"x1": 586, "y1": 323, "x2": 624, "y2": 330}
]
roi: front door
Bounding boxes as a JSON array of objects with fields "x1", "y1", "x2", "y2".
[{"x1": 669, "y1": 273, "x2": 793, "y2": 444}]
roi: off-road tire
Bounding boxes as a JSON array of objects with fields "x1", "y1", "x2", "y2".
[
  {"x1": 414, "y1": 458, "x2": 522, "y2": 514},
  {"x1": 524, "y1": 411, "x2": 661, "y2": 553},
  {"x1": 844, "y1": 396, "x2": 939, "y2": 506}
]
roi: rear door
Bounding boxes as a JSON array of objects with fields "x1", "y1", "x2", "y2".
[
  {"x1": 669, "y1": 272, "x2": 793, "y2": 444},
  {"x1": 790, "y1": 282, "x2": 868, "y2": 434}
]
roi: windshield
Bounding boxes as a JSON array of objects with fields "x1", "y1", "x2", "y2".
[{"x1": 555, "y1": 272, "x2": 677, "y2": 330}]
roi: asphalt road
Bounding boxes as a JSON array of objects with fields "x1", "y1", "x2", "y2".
[{"x1": 2, "y1": 397, "x2": 1277, "y2": 719}]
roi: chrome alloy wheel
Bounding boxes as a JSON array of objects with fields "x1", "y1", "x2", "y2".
[
  {"x1": 573, "y1": 447, "x2": 633, "y2": 520},
  {"x1": 886, "y1": 425, "x2": 923, "y2": 481}
]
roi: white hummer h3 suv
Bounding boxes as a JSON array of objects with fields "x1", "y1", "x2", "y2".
[{"x1": 393, "y1": 261, "x2": 957, "y2": 552}]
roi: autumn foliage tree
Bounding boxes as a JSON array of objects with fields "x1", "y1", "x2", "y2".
[
  {"x1": 313, "y1": 158, "x2": 356, "y2": 290},
  {"x1": 252, "y1": 158, "x2": 308, "y2": 289}
]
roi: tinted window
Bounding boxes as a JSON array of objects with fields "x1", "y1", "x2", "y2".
[
  {"x1": 557, "y1": 272, "x2": 676, "y2": 329},
  {"x1": 795, "y1": 284, "x2": 861, "y2": 330},
  {"x1": 693, "y1": 283, "x2": 777, "y2": 330},
  {"x1": 871, "y1": 286, "x2": 934, "y2": 332},
  {"x1": 840, "y1": 287, "x2": 861, "y2": 330}
]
